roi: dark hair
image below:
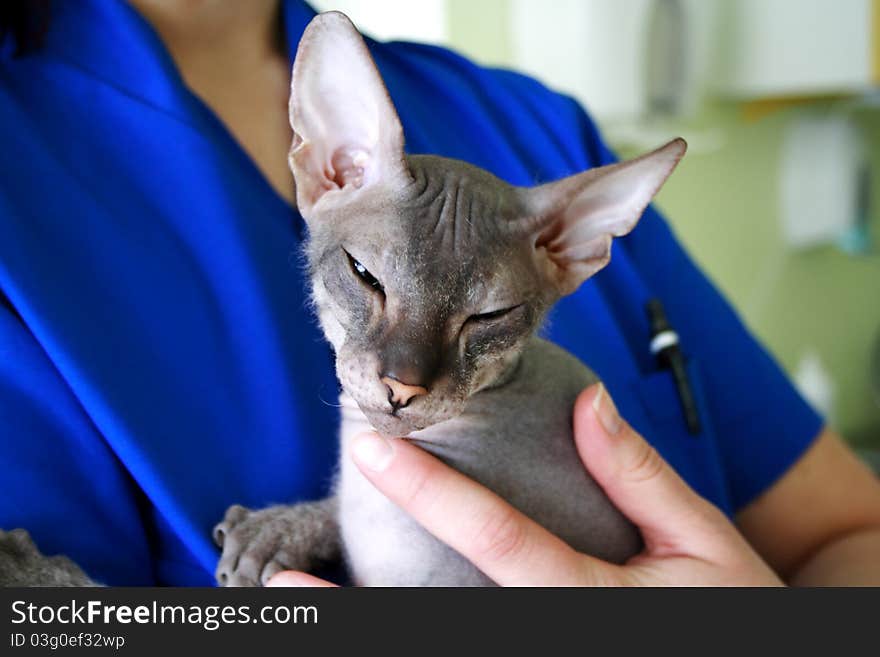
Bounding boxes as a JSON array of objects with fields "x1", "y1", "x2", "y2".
[{"x1": 0, "y1": 0, "x2": 51, "y2": 56}]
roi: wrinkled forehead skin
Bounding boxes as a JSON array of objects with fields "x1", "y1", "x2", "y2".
[{"x1": 305, "y1": 154, "x2": 544, "y2": 316}]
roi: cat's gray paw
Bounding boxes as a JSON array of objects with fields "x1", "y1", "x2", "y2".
[
  {"x1": 0, "y1": 529, "x2": 97, "y2": 587},
  {"x1": 213, "y1": 502, "x2": 338, "y2": 587}
]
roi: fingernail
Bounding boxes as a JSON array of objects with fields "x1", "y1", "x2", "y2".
[
  {"x1": 351, "y1": 432, "x2": 394, "y2": 472},
  {"x1": 266, "y1": 572, "x2": 306, "y2": 587},
  {"x1": 593, "y1": 383, "x2": 623, "y2": 435}
]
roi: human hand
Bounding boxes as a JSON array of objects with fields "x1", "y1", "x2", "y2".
[{"x1": 268, "y1": 383, "x2": 782, "y2": 587}]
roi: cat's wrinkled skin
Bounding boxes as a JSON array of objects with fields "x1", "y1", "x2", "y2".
[
  {"x1": 216, "y1": 12, "x2": 686, "y2": 587},
  {"x1": 308, "y1": 154, "x2": 554, "y2": 439},
  {"x1": 0, "y1": 529, "x2": 98, "y2": 587}
]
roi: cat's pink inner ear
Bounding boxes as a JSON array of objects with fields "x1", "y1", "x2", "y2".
[
  {"x1": 528, "y1": 138, "x2": 686, "y2": 295},
  {"x1": 288, "y1": 11, "x2": 407, "y2": 214}
]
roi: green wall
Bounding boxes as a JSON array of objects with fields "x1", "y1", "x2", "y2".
[
  {"x1": 651, "y1": 104, "x2": 880, "y2": 446},
  {"x1": 447, "y1": 0, "x2": 511, "y2": 67}
]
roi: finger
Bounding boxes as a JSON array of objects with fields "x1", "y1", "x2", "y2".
[
  {"x1": 266, "y1": 571, "x2": 338, "y2": 587},
  {"x1": 350, "y1": 432, "x2": 601, "y2": 586},
  {"x1": 573, "y1": 383, "x2": 731, "y2": 553}
]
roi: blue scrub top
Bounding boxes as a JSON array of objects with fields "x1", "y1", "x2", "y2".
[{"x1": 0, "y1": 0, "x2": 822, "y2": 585}]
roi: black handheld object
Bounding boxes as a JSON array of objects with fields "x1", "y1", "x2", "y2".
[{"x1": 646, "y1": 299, "x2": 701, "y2": 435}]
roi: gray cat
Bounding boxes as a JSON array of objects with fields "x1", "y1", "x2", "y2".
[
  {"x1": 213, "y1": 12, "x2": 686, "y2": 587},
  {"x1": 0, "y1": 11, "x2": 684, "y2": 588}
]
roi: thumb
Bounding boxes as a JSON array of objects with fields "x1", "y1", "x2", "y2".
[
  {"x1": 265, "y1": 571, "x2": 338, "y2": 587},
  {"x1": 573, "y1": 383, "x2": 729, "y2": 553}
]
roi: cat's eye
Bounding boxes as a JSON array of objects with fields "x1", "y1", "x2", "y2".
[
  {"x1": 469, "y1": 304, "x2": 522, "y2": 323},
  {"x1": 345, "y1": 250, "x2": 384, "y2": 293}
]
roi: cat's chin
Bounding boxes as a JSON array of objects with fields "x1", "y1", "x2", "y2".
[{"x1": 363, "y1": 410, "x2": 426, "y2": 438}]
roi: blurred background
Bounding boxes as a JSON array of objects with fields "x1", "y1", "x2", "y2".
[{"x1": 313, "y1": 0, "x2": 880, "y2": 453}]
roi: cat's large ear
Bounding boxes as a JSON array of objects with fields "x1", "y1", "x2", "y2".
[
  {"x1": 288, "y1": 11, "x2": 408, "y2": 215},
  {"x1": 520, "y1": 138, "x2": 686, "y2": 295}
]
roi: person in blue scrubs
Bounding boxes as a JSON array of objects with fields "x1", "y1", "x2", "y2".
[{"x1": 1, "y1": 0, "x2": 879, "y2": 586}]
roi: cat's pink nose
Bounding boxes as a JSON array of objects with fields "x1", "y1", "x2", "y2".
[{"x1": 381, "y1": 376, "x2": 428, "y2": 409}]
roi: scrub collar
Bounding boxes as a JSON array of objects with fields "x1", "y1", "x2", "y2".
[{"x1": 40, "y1": 0, "x2": 318, "y2": 128}]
